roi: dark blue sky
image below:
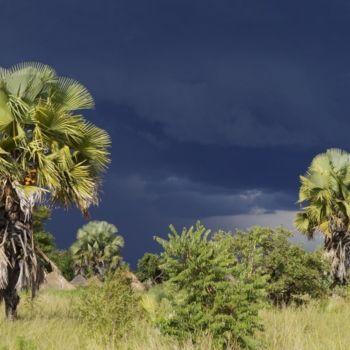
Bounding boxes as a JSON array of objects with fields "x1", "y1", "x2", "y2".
[{"x1": 2, "y1": 0, "x2": 348, "y2": 265}]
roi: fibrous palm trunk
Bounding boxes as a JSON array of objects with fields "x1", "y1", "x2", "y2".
[
  {"x1": 325, "y1": 218, "x2": 350, "y2": 285},
  {"x1": 0, "y1": 180, "x2": 45, "y2": 319}
]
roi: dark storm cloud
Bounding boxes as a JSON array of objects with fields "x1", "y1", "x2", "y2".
[{"x1": 1, "y1": 0, "x2": 350, "y2": 263}]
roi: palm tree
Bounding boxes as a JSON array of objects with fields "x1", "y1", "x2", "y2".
[
  {"x1": 295, "y1": 148, "x2": 350, "y2": 285},
  {"x1": 70, "y1": 221, "x2": 124, "y2": 278},
  {"x1": 0, "y1": 63, "x2": 110, "y2": 318}
]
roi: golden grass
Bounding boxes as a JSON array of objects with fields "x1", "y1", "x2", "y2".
[
  {"x1": 260, "y1": 297, "x2": 350, "y2": 350},
  {"x1": 0, "y1": 289, "x2": 223, "y2": 350},
  {"x1": 0, "y1": 289, "x2": 349, "y2": 349}
]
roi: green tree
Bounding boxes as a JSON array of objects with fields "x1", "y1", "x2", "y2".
[
  {"x1": 295, "y1": 149, "x2": 350, "y2": 285},
  {"x1": 0, "y1": 63, "x2": 110, "y2": 318},
  {"x1": 136, "y1": 253, "x2": 163, "y2": 284},
  {"x1": 32, "y1": 205, "x2": 51, "y2": 232},
  {"x1": 32, "y1": 205, "x2": 74, "y2": 280},
  {"x1": 50, "y1": 250, "x2": 74, "y2": 281},
  {"x1": 71, "y1": 221, "x2": 124, "y2": 278},
  {"x1": 216, "y1": 226, "x2": 330, "y2": 305},
  {"x1": 154, "y1": 222, "x2": 265, "y2": 349},
  {"x1": 32, "y1": 206, "x2": 55, "y2": 255}
]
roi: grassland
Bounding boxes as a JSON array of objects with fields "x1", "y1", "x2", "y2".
[{"x1": 0, "y1": 289, "x2": 349, "y2": 350}]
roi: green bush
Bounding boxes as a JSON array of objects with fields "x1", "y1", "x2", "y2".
[
  {"x1": 136, "y1": 252, "x2": 163, "y2": 284},
  {"x1": 216, "y1": 226, "x2": 331, "y2": 305},
  {"x1": 154, "y1": 222, "x2": 265, "y2": 349},
  {"x1": 50, "y1": 250, "x2": 74, "y2": 281},
  {"x1": 32, "y1": 206, "x2": 74, "y2": 281},
  {"x1": 74, "y1": 269, "x2": 141, "y2": 347}
]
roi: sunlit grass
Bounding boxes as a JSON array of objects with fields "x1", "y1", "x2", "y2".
[
  {"x1": 260, "y1": 296, "x2": 350, "y2": 350},
  {"x1": 0, "y1": 289, "x2": 349, "y2": 349}
]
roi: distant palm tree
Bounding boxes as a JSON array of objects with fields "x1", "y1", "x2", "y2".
[
  {"x1": 71, "y1": 221, "x2": 124, "y2": 278},
  {"x1": 295, "y1": 148, "x2": 350, "y2": 285},
  {"x1": 0, "y1": 63, "x2": 110, "y2": 318}
]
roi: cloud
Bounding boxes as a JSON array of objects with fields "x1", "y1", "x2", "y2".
[
  {"x1": 2, "y1": 0, "x2": 348, "y2": 265},
  {"x1": 103, "y1": 172, "x2": 296, "y2": 221},
  {"x1": 2, "y1": 0, "x2": 349, "y2": 151}
]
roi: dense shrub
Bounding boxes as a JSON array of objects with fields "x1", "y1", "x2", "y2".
[
  {"x1": 216, "y1": 226, "x2": 331, "y2": 305},
  {"x1": 154, "y1": 222, "x2": 265, "y2": 349},
  {"x1": 136, "y1": 252, "x2": 163, "y2": 284},
  {"x1": 75, "y1": 269, "x2": 141, "y2": 346},
  {"x1": 50, "y1": 250, "x2": 75, "y2": 281},
  {"x1": 32, "y1": 206, "x2": 74, "y2": 280}
]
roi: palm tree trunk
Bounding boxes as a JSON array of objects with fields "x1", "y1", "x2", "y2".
[
  {"x1": 3, "y1": 267, "x2": 20, "y2": 320},
  {"x1": 325, "y1": 231, "x2": 350, "y2": 285},
  {"x1": 0, "y1": 180, "x2": 45, "y2": 319}
]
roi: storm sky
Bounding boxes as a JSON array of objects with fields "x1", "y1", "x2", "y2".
[{"x1": 1, "y1": 0, "x2": 348, "y2": 264}]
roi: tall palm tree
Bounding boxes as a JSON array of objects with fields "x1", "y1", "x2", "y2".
[
  {"x1": 295, "y1": 148, "x2": 350, "y2": 285},
  {"x1": 70, "y1": 221, "x2": 124, "y2": 278},
  {"x1": 0, "y1": 63, "x2": 110, "y2": 318}
]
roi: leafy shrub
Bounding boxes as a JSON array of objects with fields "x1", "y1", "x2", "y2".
[
  {"x1": 136, "y1": 252, "x2": 163, "y2": 284},
  {"x1": 154, "y1": 222, "x2": 265, "y2": 349},
  {"x1": 74, "y1": 269, "x2": 141, "y2": 346},
  {"x1": 50, "y1": 250, "x2": 74, "y2": 281},
  {"x1": 216, "y1": 226, "x2": 331, "y2": 305},
  {"x1": 32, "y1": 206, "x2": 74, "y2": 280}
]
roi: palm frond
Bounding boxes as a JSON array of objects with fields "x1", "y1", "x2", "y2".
[
  {"x1": 73, "y1": 123, "x2": 111, "y2": 173},
  {"x1": 51, "y1": 77, "x2": 94, "y2": 111},
  {"x1": 5, "y1": 62, "x2": 56, "y2": 102}
]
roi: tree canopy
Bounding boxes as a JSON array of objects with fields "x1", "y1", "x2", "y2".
[
  {"x1": 0, "y1": 62, "x2": 110, "y2": 215},
  {"x1": 294, "y1": 148, "x2": 350, "y2": 284},
  {"x1": 71, "y1": 221, "x2": 124, "y2": 278},
  {"x1": 154, "y1": 222, "x2": 265, "y2": 349}
]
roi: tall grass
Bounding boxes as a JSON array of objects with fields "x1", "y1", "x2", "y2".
[
  {"x1": 260, "y1": 296, "x2": 350, "y2": 350},
  {"x1": 0, "y1": 289, "x2": 227, "y2": 350},
  {"x1": 0, "y1": 289, "x2": 349, "y2": 349}
]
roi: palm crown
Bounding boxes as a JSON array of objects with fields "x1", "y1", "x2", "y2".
[
  {"x1": 0, "y1": 62, "x2": 110, "y2": 214},
  {"x1": 71, "y1": 221, "x2": 124, "y2": 277},
  {"x1": 295, "y1": 148, "x2": 350, "y2": 238}
]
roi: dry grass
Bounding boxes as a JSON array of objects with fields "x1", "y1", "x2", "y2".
[
  {"x1": 0, "y1": 289, "x2": 349, "y2": 349},
  {"x1": 260, "y1": 296, "x2": 350, "y2": 350},
  {"x1": 0, "y1": 289, "x2": 224, "y2": 350}
]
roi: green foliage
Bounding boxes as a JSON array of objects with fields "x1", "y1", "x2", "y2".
[
  {"x1": 294, "y1": 148, "x2": 350, "y2": 285},
  {"x1": 32, "y1": 205, "x2": 74, "y2": 280},
  {"x1": 32, "y1": 206, "x2": 51, "y2": 232},
  {"x1": 0, "y1": 62, "x2": 111, "y2": 214},
  {"x1": 34, "y1": 231, "x2": 56, "y2": 256},
  {"x1": 295, "y1": 148, "x2": 350, "y2": 237},
  {"x1": 136, "y1": 252, "x2": 163, "y2": 284},
  {"x1": 217, "y1": 226, "x2": 331, "y2": 305},
  {"x1": 75, "y1": 269, "x2": 140, "y2": 347},
  {"x1": 71, "y1": 220, "x2": 124, "y2": 278},
  {"x1": 33, "y1": 206, "x2": 56, "y2": 256},
  {"x1": 154, "y1": 222, "x2": 265, "y2": 349},
  {"x1": 50, "y1": 250, "x2": 75, "y2": 281}
]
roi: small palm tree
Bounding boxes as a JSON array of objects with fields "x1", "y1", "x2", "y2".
[
  {"x1": 71, "y1": 221, "x2": 124, "y2": 278},
  {"x1": 0, "y1": 63, "x2": 110, "y2": 318},
  {"x1": 295, "y1": 148, "x2": 350, "y2": 285}
]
